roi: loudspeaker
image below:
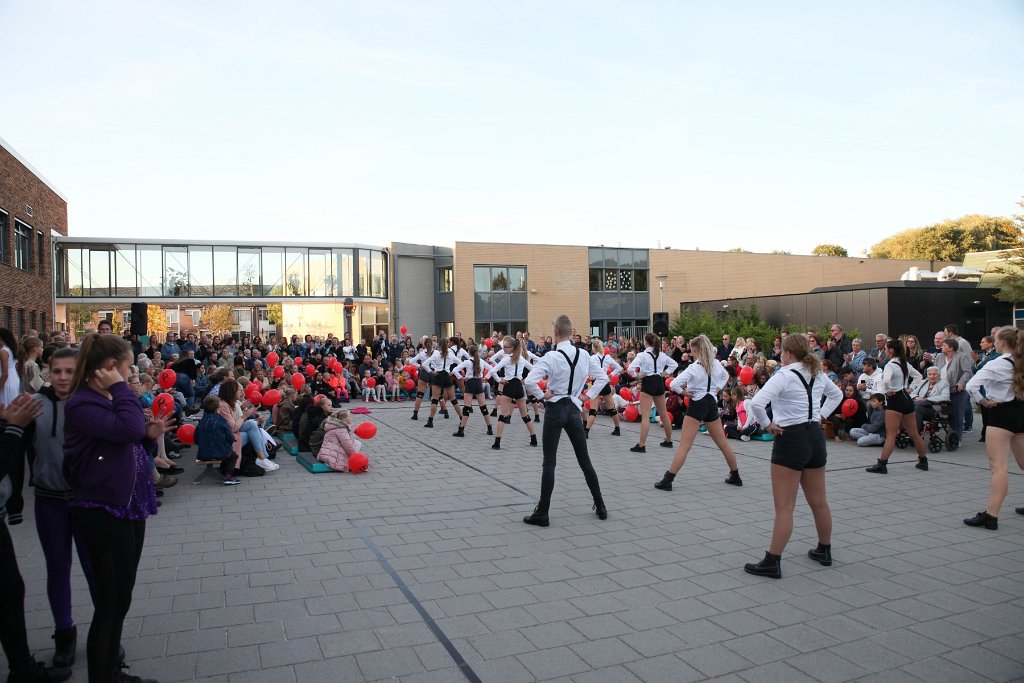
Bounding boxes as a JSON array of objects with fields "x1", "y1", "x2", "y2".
[
  {"x1": 652, "y1": 312, "x2": 669, "y2": 337},
  {"x1": 130, "y1": 303, "x2": 148, "y2": 335}
]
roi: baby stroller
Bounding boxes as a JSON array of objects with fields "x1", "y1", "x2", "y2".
[{"x1": 896, "y1": 401, "x2": 957, "y2": 453}]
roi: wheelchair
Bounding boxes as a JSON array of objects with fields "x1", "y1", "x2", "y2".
[{"x1": 895, "y1": 401, "x2": 957, "y2": 453}]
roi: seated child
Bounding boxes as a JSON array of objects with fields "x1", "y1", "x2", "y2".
[
  {"x1": 195, "y1": 395, "x2": 241, "y2": 485},
  {"x1": 316, "y1": 409, "x2": 362, "y2": 472},
  {"x1": 849, "y1": 393, "x2": 886, "y2": 447},
  {"x1": 360, "y1": 370, "x2": 376, "y2": 402},
  {"x1": 274, "y1": 387, "x2": 297, "y2": 433}
]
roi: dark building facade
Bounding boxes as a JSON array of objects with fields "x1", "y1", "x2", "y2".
[{"x1": 680, "y1": 281, "x2": 1011, "y2": 347}]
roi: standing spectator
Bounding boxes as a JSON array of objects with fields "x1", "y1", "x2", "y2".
[
  {"x1": 941, "y1": 338, "x2": 974, "y2": 441},
  {"x1": 944, "y1": 323, "x2": 972, "y2": 354},
  {"x1": 160, "y1": 332, "x2": 181, "y2": 359},
  {"x1": 0, "y1": 329, "x2": 19, "y2": 408},
  {"x1": 17, "y1": 337, "x2": 44, "y2": 395},
  {"x1": 825, "y1": 324, "x2": 852, "y2": 369},
  {"x1": 845, "y1": 338, "x2": 867, "y2": 374},
  {"x1": 921, "y1": 331, "x2": 946, "y2": 373}
]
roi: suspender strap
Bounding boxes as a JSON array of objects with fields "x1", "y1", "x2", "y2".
[
  {"x1": 706, "y1": 366, "x2": 712, "y2": 394},
  {"x1": 790, "y1": 369, "x2": 815, "y2": 421},
  {"x1": 557, "y1": 348, "x2": 581, "y2": 397}
]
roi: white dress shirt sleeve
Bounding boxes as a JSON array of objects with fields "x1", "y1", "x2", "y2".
[
  {"x1": 819, "y1": 375, "x2": 843, "y2": 421},
  {"x1": 524, "y1": 355, "x2": 551, "y2": 400},
  {"x1": 750, "y1": 371, "x2": 786, "y2": 428},
  {"x1": 662, "y1": 354, "x2": 679, "y2": 376},
  {"x1": 586, "y1": 353, "x2": 610, "y2": 401}
]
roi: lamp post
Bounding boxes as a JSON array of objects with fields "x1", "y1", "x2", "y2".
[{"x1": 655, "y1": 275, "x2": 668, "y2": 313}]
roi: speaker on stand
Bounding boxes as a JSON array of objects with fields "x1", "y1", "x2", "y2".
[
  {"x1": 130, "y1": 303, "x2": 148, "y2": 336},
  {"x1": 652, "y1": 312, "x2": 670, "y2": 337}
]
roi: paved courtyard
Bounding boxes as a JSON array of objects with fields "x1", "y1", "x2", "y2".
[{"x1": 8, "y1": 402, "x2": 1024, "y2": 682}]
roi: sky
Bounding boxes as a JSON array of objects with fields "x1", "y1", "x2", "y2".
[{"x1": 2, "y1": 0, "x2": 1022, "y2": 256}]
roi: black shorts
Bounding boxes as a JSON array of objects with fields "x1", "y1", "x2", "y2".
[
  {"x1": 504, "y1": 378, "x2": 525, "y2": 400},
  {"x1": 886, "y1": 390, "x2": 914, "y2": 415},
  {"x1": 465, "y1": 378, "x2": 484, "y2": 396},
  {"x1": 599, "y1": 382, "x2": 613, "y2": 397},
  {"x1": 771, "y1": 422, "x2": 827, "y2": 471},
  {"x1": 684, "y1": 394, "x2": 718, "y2": 423},
  {"x1": 419, "y1": 371, "x2": 433, "y2": 385},
  {"x1": 641, "y1": 375, "x2": 665, "y2": 397},
  {"x1": 431, "y1": 372, "x2": 453, "y2": 389},
  {"x1": 988, "y1": 399, "x2": 1024, "y2": 434}
]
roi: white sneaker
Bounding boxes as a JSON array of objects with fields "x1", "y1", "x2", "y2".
[
  {"x1": 739, "y1": 434, "x2": 750, "y2": 442},
  {"x1": 265, "y1": 460, "x2": 280, "y2": 471}
]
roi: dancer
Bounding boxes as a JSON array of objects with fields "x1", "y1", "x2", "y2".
[
  {"x1": 424, "y1": 338, "x2": 454, "y2": 428},
  {"x1": 963, "y1": 327, "x2": 1024, "y2": 529},
  {"x1": 447, "y1": 337, "x2": 470, "y2": 408},
  {"x1": 489, "y1": 338, "x2": 538, "y2": 449},
  {"x1": 522, "y1": 314, "x2": 609, "y2": 526},
  {"x1": 409, "y1": 337, "x2": 434, "y2": 421},
  {"x1": 865, "y1": 339, "x2": 929, "y2": 474},
  {"x1": 585, "y1": 339, "x2": 622, "y2": 437},
  {"x1": 655, "y1": 335, "x2": 742, "y2": 490},
  {"x1": 744, "y1": 333, "x2": 843, "y2": 579},
  {"x1": 627, "y1": 333, "x2": 677, "y2": 452},
  {"x1": 452, "y1": 345, "x2": 494, "y2": 437}
]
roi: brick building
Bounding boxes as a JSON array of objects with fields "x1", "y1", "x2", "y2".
[{"x1": 0, "y1": 137, "x2": 67, "y2": 337}]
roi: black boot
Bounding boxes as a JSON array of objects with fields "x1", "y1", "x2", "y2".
[
  {"x1": 744, "y1": 552, "x2": 782, "y2": 579},
  {"x1": 453, "y1": 427, "x2": 464, "y2": 437},
  {"x1": 963, "y1": 511, "x2": 998, "y2": 530},
  {"x1": 410, "y1": 411, "x2": 418, "y2": 421},
  {"x1": 593, "y1": 496, "x2": 607, "y2": 520},
  {"x1": 808, "y1": 544, "x2": 832, "y2": 566},
  {"x1": 725, "y1": 469, "x2": 743, "y2": 486},
  {"x1": 52, "y1": 625, "x2": 77, "y2": 668},
  {"x1": 916, "y1": 457, "x2": 928, "y2": 471},
  {"x1": 486, "y1": 425, "x2": 493, "y2": 436},
  {"x1": 584, "y1": 428, "x2": 589, "y2": 439},
  {"x1": 533, "y1": 415, "x2": 539, "y2": 423},
  {"x1": 530, "y1": 434, "x2": 538, "y2": 447},
  {"x1": 522, "y1": 505, "x2": 549, "y2": 527},
  {"x1": 111, "y1": 662, "x2": 157, "y2": 683},
  {"x1": 491, "y1": 437, "x2": 501, "y2": 450},
  {"x1": 611, "y1": 426, "x2": 620, "y2": 436},
  {"x1": 865, "y1": 459, "x2": 887, "y2": 474},
  {"x1": 424, "y1": 417, "x2": 433, "y2": 428},
  {"x1": 654, "y1": 471, "x2": 675, "y2": 491},
  {"x1": 441, "y1": 410, "x2": 450, "y2": 419},
  {"x1": 7, "y1": 659, "x2": 72, "y2": 683}
]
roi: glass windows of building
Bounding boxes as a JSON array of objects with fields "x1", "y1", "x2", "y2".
[
  {"x1": 285, "y1": 248, "x2": 306, "y2": 296},
  {"x1": 474, "y1": 320, "x2": 528, "y2": 341},
  {"x1": 308, "y1": 249, "x2": 336, "y2": 297},
  {"x1": 588, "y1": 247, "x2": 648, "y2": 292},
  {"x1": 371, "y1": 250, "x2": 386, "y2": 298},
  {"x1": 188, "y1": 245, "x2": 213, "y2": 296},
  {"x1": 238, "y1": 248, "x2": 261, "y2": 296},
  {"x1": 474, "y1": 266, "x2": 526, "y2": 294},
  {"x1": 37, "y1": 231, "x2": 44, "y2": 272},
  {"x1": 114, "y1": 245, "x2": 137, "y2": 296},
  {"x1": 338, "y1": 250, "x2": 354, "y2": 297},
  {"x1": 213, "y1": 247, "x2": 237, "y2": 296},
  {"x1": 137, "y1": 245, "x2": 163, "y2": 297},
  {"x1": 0, "y1": 209, "x2": 7, "y2": 264},
  {"x1": 87, "y1": 248, "x2": 110, "y2": 296},
  {"x1": 358, "y1": 250, "x2": 370, "y2": 297},
  {"x1": 437, "y1": 266, "x2": 453, "y2": 292},
  {"x1": 258, "y1": 248, "x2": 281, "y2": 296},
  {"x1": 474, "y1": 264, "x2": 527, "y2": 339},
  {"x1": 15, "y1": 220, "x2": 32, "y2": 271},
  {"x1": 164, "y1": 246, "x2": 188, "y2": 296}
]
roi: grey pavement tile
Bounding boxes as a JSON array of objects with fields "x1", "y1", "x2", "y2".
[
  {"x1": 257, "y1": 635, "x2": 323, "y2": 668},
  {"x1": 680, "y1": 643, "x2": 755, "y2": 678},
  {"x1": 517, "y1": 645, "x2": 591, "y2": 679},
  {"x1": 624, "y1": 653, "x2": 704, "y2": 683},
  {"x1": 941, "y1": 644, "x2": 1024, "y2": 682},
  {"x1": 901, "y1": 656, "x2": 994, "y2": 683},
  {"x1": 356, "y1": 645, "x2": 427, "y2": 679},
  {"x1": 293, "y1": 655, "x2": 365, "y2": 683}
]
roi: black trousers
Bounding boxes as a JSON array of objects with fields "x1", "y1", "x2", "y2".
[
  {"x1": 0, "y1": 520, "x2": 32, "y2": 673},
  {"x1": 71, "y1": 508, "x2": 146, "y2": 683},
  {"x1": 537, "y1": 399, "x2": 602, "y2": 514}
]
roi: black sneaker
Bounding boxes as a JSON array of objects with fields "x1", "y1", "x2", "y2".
[
  {"x1": 1017, "y1": 506, "x2": 1024, "y2": 515},
  {"x1": 916, "y1": 457, "x2": 928, "y2": 471},
  {"x1": 452, "y1": 430, "x2": 464, "y2": 437},
  {"x1": 533, "y1": 415, "x2": 539, "y2": 423},
  {"x1": 963, "y1": 511, "x2": 998, "y2": 530},
  {"x1": 865, "y1": 459, "x2": 887, "y2": 474},
  {"x1": 441, "y1": 410, "x2": 450, "y2": 419},
  {"x1": 808, "y1": 545, "x2": 832, "y2": 566},
  {"x1": 530, "y1": 434, "x2": 538, "y2": 447},
  {"x1": 7, "y1": 659, "x2": 72, "y2": 683},
  {"x1": 424, "y1": 418, "x2": 433, "y2": 428},
  {"x1": 523, "y1": 507, "x2": 549, "y2": 527},
  {"x1": 111, "y1": 663, "x2": 157, "y2": 683},
  {"x1": 660, "y1": 440, "x2": 673, "y2": 448},
  {"x1": 744, "y1": 553, "x2": 782, "y2": 579},
  {"x1": 593, "y1": 498, "x2": 607, "y2": 520},
  {"x1": 486, "y1": 425, "x2": 493, "y2": 436},
  {"x1": 491, "y1": 439, "x2": 501, "y2": 450},
  {"x1": 725, "y1": 470, "x2": 743, "y2": 486},
  {"x1": 630, "y1": 444, "x2": 646, "y2": 453},
  {"x1": 52, "y1": 625, "x2": 77, "y2": 668},
  {"x1": 410, "y1": 412, "x2": 418, "y2": 421},
  {"x1": 611, "y1": 427, "x2": 620, "y2": 436}
]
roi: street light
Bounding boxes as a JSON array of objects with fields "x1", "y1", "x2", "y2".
[{"x1": 655, "y1": 275, "x2": 668, "y2": 313}]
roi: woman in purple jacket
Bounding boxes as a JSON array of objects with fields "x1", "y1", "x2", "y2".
[{"x1": 63, "y1": 334, "x2": 170, "y2": 683}]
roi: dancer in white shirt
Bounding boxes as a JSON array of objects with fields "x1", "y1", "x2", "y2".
[
  {"x1": 744, "y1": 334, "x2": 843, "y2": 579},
  {"x1": 585, "y1": 340, "x2": 623, "y2": 437},
  {"x1": 409, "y1": 338, "x2": 434, "y2": 421},
  {"x1": 489, "y1": 338, "x2": 538, "y2": 449},
  {"x1": 627, "y1": 333, "x2": 678, "y2": 453},
  {"x1": 452, "y1": 345, "x2": 494, "y2": 438}
]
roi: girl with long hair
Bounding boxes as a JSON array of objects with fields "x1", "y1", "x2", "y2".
[
  {"x1": 423, "y1": 338, "x2": 454, "y2": 428},
  {"x1": 0, "y1": 328, "x2": 19, "y2": 408},
  {"x1": 409, "y1": 337, "x2": 434, "y2": 421},
  {"x1": 744, "y1": 333, "x2": 843, "y2": 578},
  {"x1": 655, "y1": 334, "x2": 742, "y2": 490},
  {"x1": 452, "y1": 345, "x2": 494, "y2": 437},
  {"x1": 626, "y1": 333, "x2": 678, "y2": 453},
  {"x1": 586, "y1": 339, "x2": 622, "y2": 437},
  {"x1": 865, "y1": 339, "x2": 928, "y2": 474},
  {"x1": 63, "y1": 333, "x2": 171, "y2": 682},
  {"x1": 489, "y1": 338, "x2": 538, "y2": 449},
  {"x1": 16, "y1": 336, "x2": 43, "y2": 395},
  {"x1": 963, "y1": 327, "x2": 1024, "y2": 529},
  {"x1": 219, "y1": 380, "x2": 278, "y2": 471}
]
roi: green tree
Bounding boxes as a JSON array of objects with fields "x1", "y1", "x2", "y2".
[
  {"x1": 771, "y1": 250, "x2": 791, "y2": 255},
  {"x1": 668, "y1": 305, "x2": 857, "y2": 351},
  {"x1": 989, "y1": 197, "x2": 1024, "y2": 302},
  {"x1": 869, "y1": 214, "x2": 1020, "y2": 261},
  {"x1": 202, "y1": 305, "x2": 234, "y2": 335},
  {"x1": 266, "y1": 303, "x2": 282, "y2": 326},
  {"x1": 66, "y1": 305, "x2": 92, "y2": 340},
  {"x1": 812, "y1": 244, "x2": 848, "y2": 257}
]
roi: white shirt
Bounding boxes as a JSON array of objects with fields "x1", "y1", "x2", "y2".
[
  {"x1": 446, "y1": 347, "x2": 467, "y2": 371},
  {"x1": 880, "y1": 360, "x2": 922, "y2": 394},
  {"x1": 453, "y1": 357, "x2": 487, "y2": 380},
  {"x1": 751, "y1": 365, "x2": 843, "y2": 428},
  {"x1": 594, "y1": 354, "x2": 623, "y2": 378},
  {"x1": 967, "y1": 354, "x2": 1016, "y2": 404},
  {"x1": 525, "y1": 340, "x2": 609, "y2": 409},
  {"x1": 489, "y1": 354, "x2": 533, "y2": 381},
  {"x1": 410, "y1": 349, "x2": 432, "y2": 370},
  {"x1": 491, "y1": 346, "x2": 541, "y2": 364},
  {"x1": 423, "y1": 350, "x2": 449, "y2": 373},
  {"x1": 627, "y1": 348, "x2": 678, "y2": 378},
  {"x1": 669, "y1": 362, "x2": 728, "y2": 400},
  {"x1": 857, "y1": 371, "x2": 879, "y2": 400}
]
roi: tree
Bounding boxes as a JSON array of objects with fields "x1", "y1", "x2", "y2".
[
  {"x1": 869, "y1": 214, "x2": 1020, "y2": 261},
  {"x1": 812, "y1": 244, "x2": 848, "y2": 257},
  {"x1": 266, "y1": 303, "x2": 282, "y2": 326},
  {"x1": 66, "y1": 305, "x2": 92, "y2": 340},
  {"x1": 989, "y1": 197, "x2": 1024, "y2": 302},
  {"x1": 110, "y1": 308, "x2": 124, "y2": 335},
  {"x1": 771, "y1": 250, "x2": 791, "y2": 255},
  {"x1": 202, "y1": 305, "x2": 234, "y2": 335},
  {"x1": 727, "y1": 248, "x2": 750, "y2": 253},
  {"x1": 147, "y1": 305, "x2": 169, "y2": 335}
]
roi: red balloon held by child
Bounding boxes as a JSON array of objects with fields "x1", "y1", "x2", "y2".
[
  {"x1": 366, "y1": 378, "x2": 376, "y2": 388},
  {"x1": 273, "y1": 366, "x2": 285, "y2": 379},
  {"x1": 619, "y1": 387, "x2": 633, "y2": 401},
  {"x1": 262, "y1": 389, "x2": 282, "y2": 407},
  {"x1": 265, "y1": 352, "x2": 279, "y2": 368},
  {"x1": 665, "y1": 377, "x2": 673, "y2": 389},
  {"x1": 404, "y1": 379, "x2": 415, "y2": 390},
  {"x1": 158, "y1": 369, "x2": 176, "y2": 390},
  {"x1": 623, "y1": 405, "x2": 639, "y2": 422},
  {"x1": 841, "y1": 398, "x2": 858, "y2": 418},
  {"x1": 305, "y1": 365, "x2": 316, "y2": 376},
  {"x1": 291, "y1": 374, "x2": 306, "y2": 390},
  {"x1": 400, "y1": 325, "x2": 407, "y2": 335},
  {"x1": 739, "y1": 367, "x2": 754, "y2": 385},
  {"x1": 484, "y1": 338, "x2": 494, "y2": 348},
  {"x1": 152, "y1": 393, "x2": 175, "y2": 418}
]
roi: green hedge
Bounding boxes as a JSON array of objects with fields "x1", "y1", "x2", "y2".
[{"x1": 668, "y1": 305, "x2": 859, "y2": 351}]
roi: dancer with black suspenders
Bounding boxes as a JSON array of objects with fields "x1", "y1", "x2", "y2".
[
  {"x1": 586, "y1": 339, "x2": 622, "y2": 437},
  {"x1": 409, "y1": 338, "x2": 434, "y2": 421},
  {"x1": 963, "y1": 326, "x2": 1024, "y2": 529},
  {"x1": 656, "y1": 334, "x2": 742, "y2": 490},
  {"x1": 489, "y1": 338, "x2": 538, "y2": 449},
  {"x1": 864, "y1": 339, "x2": 928, "y2": 474},
  {"x1": 523, "y1": 315, "x2": 609, "y2": 526},
  {"x1": 452, "y1": 345, "x2": 494, "y2": 437},
  {"x1": 424, "y1": 338, "x2": 455, "y2": 428},
  {"x1": 627, "y1": 333, "x2": 678, "y2": 453},
  {"x1": 744, "y1": 334, "x2": 843, "y2": 579}
]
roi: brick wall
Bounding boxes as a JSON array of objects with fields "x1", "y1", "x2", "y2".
[{"x1": 0, "y1": 142, "x2": 68, "y2": 338}]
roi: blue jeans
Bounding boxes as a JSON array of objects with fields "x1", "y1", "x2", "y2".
[
  {"x1": 535, "y1": 398, "x2": 603, "y2": 515},
  {"x1": 175, "y1": 373, "x2": 195, "y2": 412},
  {"x1": 240, "y1": 420, "x2": 269, "y2": 457}
]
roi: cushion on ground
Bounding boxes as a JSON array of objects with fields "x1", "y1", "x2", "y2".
[
  {"x1": 296, "y1": 451, "x2": 333, "y2": 473},
  {"x1": 752, "y1": 432, "x2": 774, "y2": 441},
  {"x1": 281, "y1": 432, "x2": 299, "y2": 455}
]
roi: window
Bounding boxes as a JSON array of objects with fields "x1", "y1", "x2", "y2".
[
  {"x1": 3, "y1": 308, "x2": 11, "y2": 329},
  {"x1": 337, "y1": 250, "x2": 354, "y2": 297},
  {"x1": 439, "y1": 322, "x2": 454, "y2": 338},
  {"x1": 189, "y1": 245, "x2": 213, "y2": 296},
  {"x1": 163, "y1": 246, "x2": 188, "y2": 296},
  {"x1": 137, "y1": 246, "x2": 163, "y2": 297},
  {"x1": 29, "y1": 311, "x2": 36, "y2": 331},
  {"x1": 15, "y1": 220, "x2": 31, "y2": 271},
  {"x1": 474, "y1": 266, "x2": 526, "y2": 292},
  {"x1": 214, "y1": 246, "x2": 238, "y2": 296},
  {"x1": 238, "y1": 248, "x2": 260, "y2": 296},
  {"x1": 40, "y1": 312, "x2": 46, "y2": 332},
  {"x1": 187, "y1": 309, "x2": 201, "y2": 325},
  {"x1": 37, "y1": 232, "x2": 44, "y2": 272},
  {"x1": 18, "y1": 310, "x2": 25, "y2": 337},
  {"x1": 166, "y1": 309, "x2": 179, "y2": 325},
  {"x1": 285, "y1": 248, "x2": 306, "y2": 296},
  {"x1": 437, "y1": 266, "x2": 453, "y2": 292},
  {"x1": 88, "y1": 248, "x2": 111, "y2": 296},
  {"x1": 114, "y1": 245, "x2": 138, "y2": 296},
  {"x1": 589, "y1": 267, "x2": 649, "y2": 292},
  {"x1": 257, "y1": 308, "x2": 269, "y2": 321},
  {"x1": 0, "y1": 209, "x2": 7, "y2": 264}
]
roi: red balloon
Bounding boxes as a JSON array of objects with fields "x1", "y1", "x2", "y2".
[
  {"x1": 404, "y1": 364, "x2": 416, "y2": 375},
  {"x1": 665, "y1": 377, "x2": 673, "y2": 389},
  {"x1": 604, "y1": 348, "x2": 611, "y2": 356},
  {"x1": 348, "y1": 452, "x2": 369, "y2": 473},
  {"x1": 314, "y1": 394, "x2": 329, "y2": 405},
  {"x1": 404, "y1": 379, "x2": 415, "y2": 390},
  {"x1": 583, "y1": 400, "x2": 591, "y2": 410},
  {"x1": 152, "y1": 393, "x2": 175, "y2": 418},
  {"x1": 262, "y1": 389, "x2": 282, "y2": 407},
  {"x1": 273, "y1": 366, "x2": 285, "y2": 379},
  {"x1": 739, "y1": 367, "x2": 755, "y2": 385},
  {"x1": 266, "y1": 352, "x2": 279, "y2": 368},
  {"x1": 484, "y1": 338, "x2": 494, "y2": 348},
  {"x1": 354, "y1": 422, "x2": 377, "y2": 439},
  {"x1": 623, "y1": 405, "x2": 639, "y2": 422},
  {"x1": 366, "y1": 377, "x2": 376, "y2": 388},
  {"x1": 538, "y1": 380, "x2": 547, "y2": 391},
  {"x1": 248, "y1": 391, "x2": 262, "y2": 406},
  {"x1": 619, "y1": 387, "x2": 633, "y2": 401},
  {"x1": 291, "y1": 374, "x2": 306, "y2": 390},
  {"x1": 158, "y1": 369, "x2": 176, "y2": 390},
  {"x1": 305, "y1": 365, "x2": 316, "y2": 376},
  {"x1": 176, "y1": 423, "x2": 195, "y2": 445},
  {"x1": 684, "y1": 396, "x2": 691, "y2": 407},
  {"x1": 841, "y1": 398, "x2": 859, "y2": 418},
  {"x1": 400, "y1": 326, "x2": 407, "y2": 335}
]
